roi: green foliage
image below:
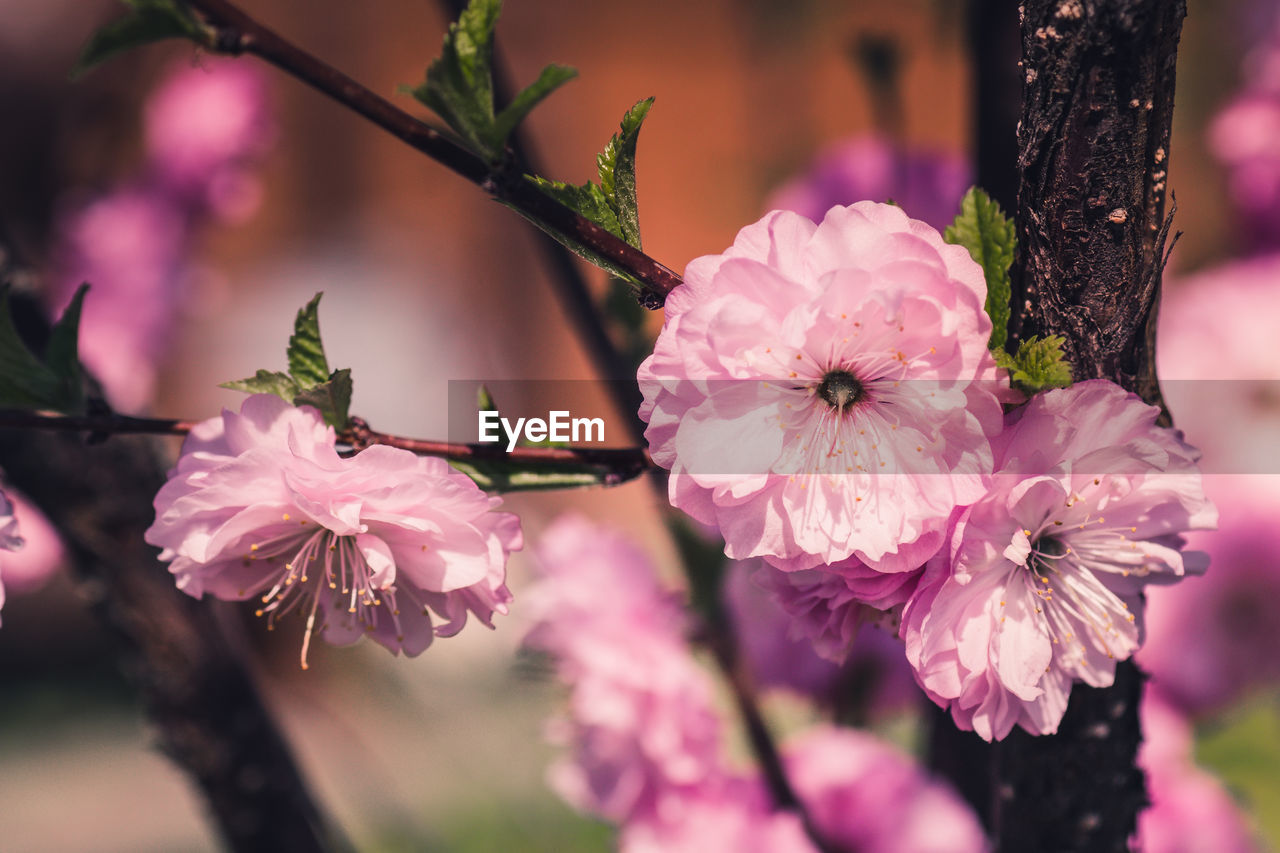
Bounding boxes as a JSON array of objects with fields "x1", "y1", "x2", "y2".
[
  {"x1": 287, "y1": 293, "x2": 330, "y2": 387},
  {"x1": 1197, "y1": 696, "x2": 1280, "y2": 849},
  {"x1": 449, "y1": 458, "x2": 616, "y2": 492},
  {"x1": 407, "y1": 0, "x2": 576, "y2": 162},
  {"x1": 72, "y1": 0, "x2": 210, "y2": 79},
  {"x1": 220, "y1": 293, "x2": 352, "y2": 429},
  {"x1": 996, "y1": 335, "x2": 1074, "y2": 395},
  {"x1": 519, "y1": 98, "x2": 654, "y2": 286},
  {"x1": 0, "y1": 284, "x2": 89, "y2": 413},
  {"x1": 945, "y1": 187, "x2": 1016, "y2": 351}
]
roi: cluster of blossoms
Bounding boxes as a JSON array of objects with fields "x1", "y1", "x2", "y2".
[
  {"x1": 525, "y1": 515, "x2": 988, "y2": 852},
  {"x1": 640, "y1": 201, "x2": 1215, "y2": 740},
  {"x1": 48, "y1": 59, "x2": 274, "y2": 413},
  {"x1": 144, "y1": 395, "x2": 521, "y2": 666}
]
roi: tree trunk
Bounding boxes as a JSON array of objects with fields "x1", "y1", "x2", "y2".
[{"x1": 932, "y1": 2, "x2": 1185, "y2": 850}]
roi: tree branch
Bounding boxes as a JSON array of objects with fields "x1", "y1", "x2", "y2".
[
  {"x1": 985, "y1": 2, "x2": 1185, "y2": 850},
  {"x1": 0, "y1": 409, "x2": 653, "y2": 486},
  {"x1": 178, "y1": 0, "x2": 682, "y2": 307}
]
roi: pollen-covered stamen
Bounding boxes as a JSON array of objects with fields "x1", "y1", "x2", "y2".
[
  {"x1": 248, "y1": 525, "x2": 394, "y2": 669},
  {"x1": 816, "y1": 369, "x2": 865, "y2": 412}
]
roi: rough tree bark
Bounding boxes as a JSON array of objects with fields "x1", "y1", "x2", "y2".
[
  {"x1": 956, "y1": 1, "x2": 1183, "y2": 851},
  {"x1": 0, "y1": 296, "x2": 345, "y2": 852}
]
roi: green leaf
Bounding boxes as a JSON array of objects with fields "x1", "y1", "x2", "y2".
[
  {"x1": 491, "y1": 64, "x2": 578, "y2": 149},
  {"x1": 219, "y1": 369, "x2": 300, "y2": 399},
  {"x1": 45, "y1": 283, "x2": 89, "y2": 411},
  {"x1": 944, "y1": 187, "x2": 1016, "y2": 351},
  {"x1": 449, "y1": 457, "x2": 635, "y2": 493},
  {"x1": 287, "y1": 293, "x2": 330, "y2": 389},
  {"x1": 293, "y1": 368, "x2": 352, "y2": 429},
  {"x1": 597, "y1": 97, "x2": 653, "y2": 248},
  {"x1": 997, "y1": 334, "x2": 1073, "y2": 395},
  {"x1": 0, "y1": 289, "x2": 62, "y2": 409},
  {"x1": 409, "y1": 0, "x2": 502, "y2": 160},
  {"x1": 0, "y1": 286, "x2": 90, "y2": 412},
  {"x1": 527, "y1": 176, "x2": 623, "y2": 240},
  {"x1": 72, "y1": 0, "x2": 210, "y2": 79}
]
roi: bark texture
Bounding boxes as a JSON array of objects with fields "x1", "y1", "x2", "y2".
[
  {"x1": 0, "y1": 297, "x2": 342, "y2": 853},
  {"x1": 995, "y1": 1, "x2": 1184, "y2": 850}
]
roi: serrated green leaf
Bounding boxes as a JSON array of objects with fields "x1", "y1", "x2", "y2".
[
  {"x1": 293, "y1": 368, "x2": 352, "y2": 429},
  {"x1": 597, "y1": 98, "x2": 653, "y2": 248},
  {"x1": 944, "y1": 187, "x2": 1016, "y2": 351},
  {"x1": 527, "y1": 176, "x2": 623, "y2": 240},
  {"x1": 410, "y1": 0, "x2": 502, "y2": 159},
  {"x1": 287, "y1": 293, "x2": 330, "y2": 389},
  {"x1": 999, "y1": 335, "x2": 1073, "y2": 395},
  {"x1": 449, "y1": 458, "x2": 630, "y2": 493},
  {"x1": 220, "y1": 369, "x2": 300, "y2": 400},
  {"x1": 0, "y1": 288, "x2": 62, "y2": 409},
  {"x1": 45, "y1": 283, "x2": 89, "y2": 411},
  {"x1": 71, "y1": 0, "x2": 209, "y2": 79},
  {"x1": 491, "y1": 64, "x2": 578, "y2": 149}
]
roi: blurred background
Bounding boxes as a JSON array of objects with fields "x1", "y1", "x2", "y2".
[{"x1": 1, "y1": 0, "x2": 1278, "y2": 849}]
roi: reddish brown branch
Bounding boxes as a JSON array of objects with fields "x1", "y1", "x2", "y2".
[
  {"x1": 0, "y1": 409, "x2": 653, "y2": 483},
  {"x1": 178, "y1": 0, "x2": 682, "y2": 306}
]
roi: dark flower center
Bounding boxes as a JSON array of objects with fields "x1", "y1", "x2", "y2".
[
  {"x1": 816, "y1": 369, "x2": 865, "y2": 411},
  {"x1": 1031, "y1": 536, "x2": 1068, "y2": 576}
]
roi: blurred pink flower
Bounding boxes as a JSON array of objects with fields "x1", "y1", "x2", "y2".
[
  {"x1": 787, "y1": 726, "x2": 989, "y2": 853},
  {"x1": 1158, "y1": 253, "x2": 1280, "y2": 477},
  {"x1": 768, "y1": 136, "x2": 970, "y2": 232},
  {"x1": 1133, "y1": 686, "x2": 1260, "y2": 852},
  {"x1": 525, "y1": 515, "x2": 725, "y2": 828},
  {"x1": 145, "y1": 394, "x2": 520, "y2": 666},
  {"x1": 50, "y1": 189, "x2": 188, "y2": 412},
  {"x1": 639, "y1": 202, "x2": 1004, "y2": 575},
  {"x1": 903, "y1": 380, "x2": 1215, "y2": 741},
  {"x1": 144, "y1": 59, "x2": 274, "y2": 222},
  {"x1": 0, "y1": 489, "x2": 22, "y2": 623},
  {"x1": 0, "y1": 489, "x2": 64, "y2": 597},
  {"x1": 47, "y1": 60, "x2": 274, "y2": 412},
  {"x1": 1140, "y1": 476, "x2": 1280, "y2": 713},
  {"x1": 619, "y1": 777, "x2": 809, "y2": 853},
  {"x1": 1209, "y1": 21, "x2": 1280, "y2": 251}
]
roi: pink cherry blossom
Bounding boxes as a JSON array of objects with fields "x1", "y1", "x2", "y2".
[
  {"x1": 144, "y1": 59, "x2": 274, "y2": 221},
  {"x1": 145, "y1": 394, "x2": 520, "y2": 666},
  {"x1": 1133, "y1": 686, "x2": 1260, "y2": 852},
  {"x1": 786, "y1": 726, "x2": 989, "y2": 853},
  {"x1": 639, "y1": 202, "x2": 1005, "y2": 575},
  {"x1": 1158, "y1": 253, "x2": 1280, "y2": 477},
  {"x1": 0, "y1": 489, "x2": 23, "y2": 624},
  {"x1": 902, "y1": 380, "x2": 1215, "y2": 741},
  {"x1": 0, "y1": 489, "x2": 64, "y2": 596},
  {"x1": 524, "y1": 515, "x2": 725, "y2": 828},
  {"x1": 1139, "y1": 476, "x2": 1280, "y2": 713},
  {"x1": 768, "y1": 135, "x2": 970, "y2": 232}
]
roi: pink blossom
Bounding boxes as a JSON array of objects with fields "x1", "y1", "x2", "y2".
[
  {"x1": 787, "y1": 726, "x2": 989, "y2": 853},
  {"x1": 525, "y1": 515, "x2": 725, "y2": 828},
  {"x1": 1133, "y1": 686, "x2": 1260, "y2": 852},
  {"x1": 50, "y1": 189, "x2": 189, "y2": 412},
  {"x1": 0, "y1": 489, "x2": 64, "y2": 596},
  {"x1": 145, "y1": 394, "x2": 520, "y2": 666},
  {"x1": 768, "y1": 135, "x2": 970, "y2": 232},
  {"x1": 1158, "y1": 253, "x2": 1280, "y2": 477},
  {"x1": 144, "y1": 59, "x2": 274, "y2": 221},
  {"x1": 639, "y1": 202, "x2": 1005, "y2": 575},
  {"x1": 750, "y1": 558, "x2": 917, "y2": 664},
  {"x1": 902, "y1": 380, "x2": 1215, "y2": 741},
  {"x1": 1139, "y1": 476, "x2": 1280, "y2": 713},
  {"x1": 0, "y1": 489, "x2": 22, "y2": 624},
  {"x1": 619, "y1": 777, "x2": 810, "y2": 853}
]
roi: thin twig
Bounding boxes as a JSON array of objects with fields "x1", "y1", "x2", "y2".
[
  {"x1": 179, "y1": 0, "x2": 682, "y2": 306},
  {"x1": 0, "y1": 409, "x2": 653, "y2": 482}
]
